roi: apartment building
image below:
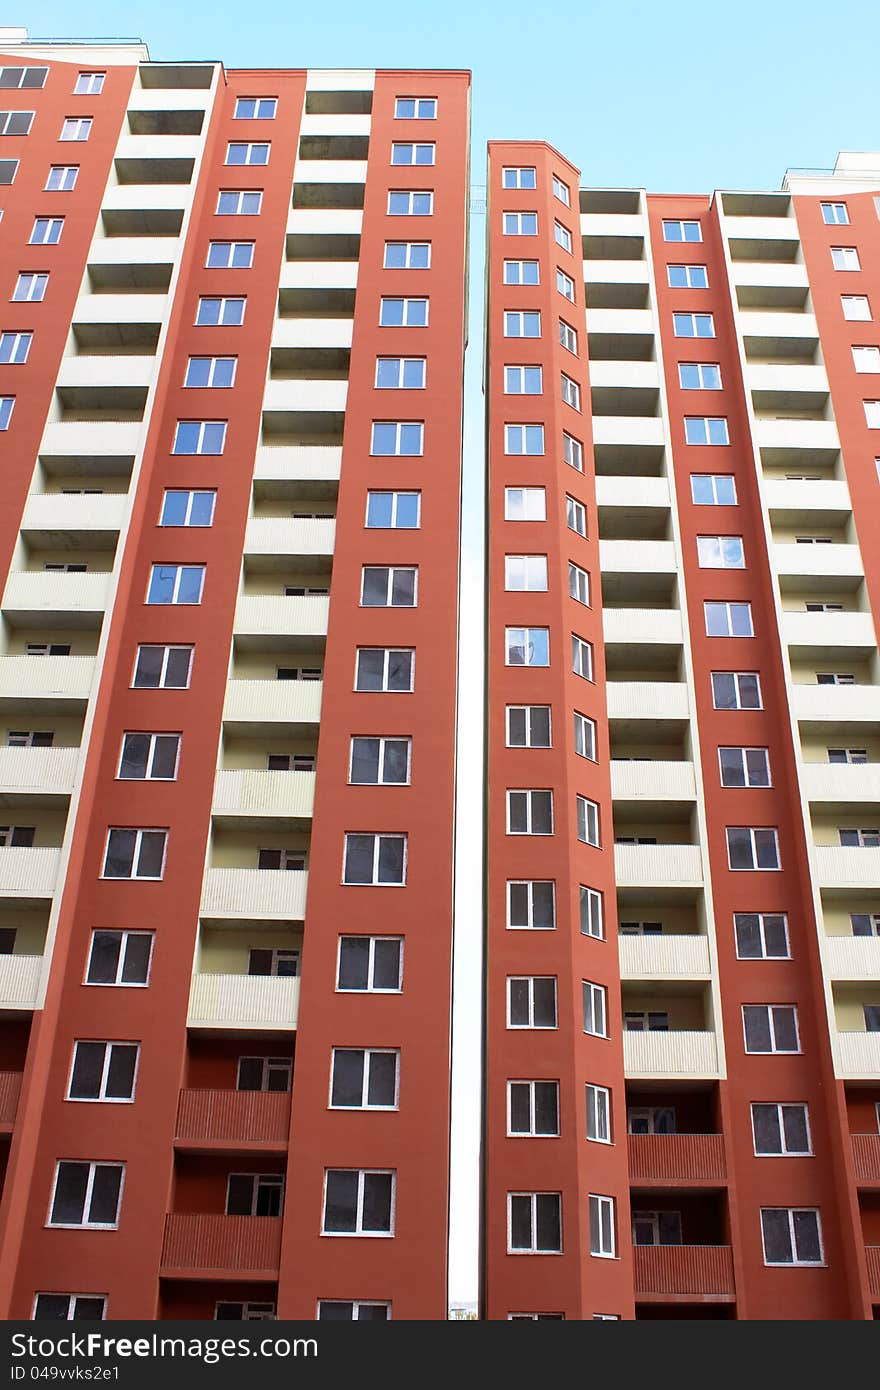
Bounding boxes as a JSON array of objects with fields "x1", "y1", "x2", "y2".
[
  {"x1": 486, "y1": 142, "x2": 880, "y2": 1319},
  {"x1": 0, "y1": 30, "x2": 469, "y2": 1319}
]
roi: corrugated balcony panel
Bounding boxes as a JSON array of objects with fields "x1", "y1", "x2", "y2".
[
  {"x1": 271, "y1": 319, "x2": 354, "y2": 351},
  {"x1": 0, "y1": 955, "x2": 43, "y2": 1008},
  {"x1": 633, "y1": 1245, "x2": 735, "y2": 1298},
  {"x1": 1, "y1": 572, "x2": 111, "y2": 625},
  {"x1": 56, "y1": 357, "x2": 155, "y2": 390},
  {"x1": 824, "y1": 937, "x2": 880, "y2": 981},
  {"x1": 618, "y1": 934, "x2": 711, "y2": 981},
  {"x1": 286, "y1": 209, "x2": 364, "y2": 237},
  {"x1": 731, "y1": 260, "x2": 809, "y2": 288},
  {"x1": 0, "y1": 656, "x2": 94, "y2": 705},
  {"x1": 175, "y1": 1089, "x2": 290, "y2": 1149},
  {"x1": 783, "y1": 611, "x2": 877, "y2": 652},
  {"x1": 793, "y1": 684, "x2": 880, "y2": 724},
  {"x1": 866, "y1": 1247, "x2": 880, "y2": 1298},
  {"x1": 754, "y1": 419, "x2": 840, "y2": 452},
  {"x1": 610, "y1": 760, "x2": 696, "y2": 802},
  {"x1": 628, "y1": 1133, "x2": 726, "y2": 1184},
  {"x1": 851, "y1": 1135, "x2": 880, "y2": 1184},
  {"x1": 602, "y1": 608, "x2": 683, "y2": 646},
  {"x1": 243, "y1": 517, "x2": 336, "y2": 558},
  {"x1": 187, "y1": 974, "x2": 300, "y2": 1030},
  {"x1": 623, "y1": 1030, "x2": 719, "y2": 1079},
  {"x1": 613, "y1": 843, "x2": 703, "y2": 889},
  {"x1": 233, "y1": 595, "x2": 330, "y2": 640},
  {"x1": 764, "y1": 478, "x2": 852, "y2": 515},
  {"x1": 590, "y1": 416, "x2": 665, "y2": 448},
  {"x1": 0, "y1": 1071, "x2": 23, "y2": 1126},
  {"x1": 298, "y1": 113, "x2": 372, "y2": 136},
  {"x1": 20, "y1": 493, "x2": 127, "y2": 542},
  {"x1": 200, "y1": 867, "x2": 308, "y2": 920},
  {"x1": 279, "y1": 261, "x2": 358, "y2": 290},
  {"x1": 595, "y1": 475, "x2": 670, "y2": 509},
  {"x1": 773, "y1": 543, "x2": 863, "y2": 579},
  {"x1": 72, "y1": 294, "x2": 167, "y2": 326},
  {"x1": 253, "y1": 445, "x2": 342, "y2": 486},
  {"x1": 0, "y1": 745, "x2": 78, "y2": 797},
  {"x1": 39, "y1": 420, "x2": 142, "y2": 457},
  {"x1": 160, "y1": 1213, "x2": 282, "y2": 1277},
  {"x1": 262, "y1": 379, "x2": 348, "y2": 414},
  {"x1": 815, "y1": 847, "x2": 880, "y2": 889},
  {"x1": 802, "y1": 764, "x2": 880, "y2": 804},
  {"x1": 606, "y1": 682, "x2": 689, "y2": 721},
  {"x1": 599, "y1": 540, "x2": 677, "y2": 574},
  {"x1": 293, "y1": 158, "x2": 368, "y2": 183},
  {"x1": 223, "y1": 679, "x2": 322, "y2": 729},
  {"x1": 0, "y1": 849, "x2": 60, "y2": 902},
  {"x1": 835, "y1": 1031, "x2": 880, "y2": 1078},
  {"x1": 212, "y1": 769, "x2": 315, "y2": 820}
]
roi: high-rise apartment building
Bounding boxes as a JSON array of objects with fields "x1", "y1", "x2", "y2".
[
  {"x1": 0, "y1": 30, "x2": 469, "y2": 1319},
  {"x1": 486, "y1": 141, "x2": 880, "y2": 1320}
]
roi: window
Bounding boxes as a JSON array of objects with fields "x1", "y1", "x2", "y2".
[
  {"x1": 828, "y1": 748, "x2": 868, "y2": 764},
  {"x1": 559, "y1": 320, "x2": 578, "y2": 354},
  {"x1": 686, "y1": 416, "x2": 729, "y2": 446},
  {"x1": 32, "y1": 1295, "x2": 106, "y2": 1322},
  {"x1": 216, "y1": 189, "x2": 262, "y2": 215},
  {"x1": 365, "y1": 490, "x2": 420, "y2": 529},
  {"x1": 680, "y1": 362, "x2": 721, "y2": 390},
  {"x1": 867, "y1": 1006, "x2": 880, "y2": 1032},
  {"x1": 839, "y1": 828, "x2": 880, "y2": 847},
  {"x1": 554, "y1": 222, "x2": 572, "y2": 252},
  {"x1": 508, "y1": 1193, "x2": 561, "y2": 1253},
  {"x1": 580, "y1": 886, "x2": 603, "y2": 939},
  {"x1": 663, "y1": 220, "x2": 702, "y2": 242},
  {"x1": 68, "y1": 1042, "x2": 139, "y2": 1102},
  {"x1": 504, "y1": 310, "x2": 540, "y2": 338},
  {"x1": 26, "y1": 643, "x2": 71, "y2": 656},
  {"x1": 237, "y1": 1056, "x2": 291, "y2": 1092},
  {"x1": 506, "y1": 705, "x2": 551, "y2": 748},
  {"x1": 7, "y1": 731, "x2": 53, "y2": 748},
  {"x1": 391, "y1": 142, "x2": 434, "y2": 165},
  {"x1": 571, "y1": 634, "x2": 593, "y2": 680},
  {"x1": 234, "y1": 97, "x2": 277, "y2": 119},
  {"x1": 698, "y1": 535, "x2": 745, "y2": 570},
  {"x1": 508, "y1": 976, "x2": 557, "y2": 1028},
  {"x1": 395, "y1": 96, "x2": 436, "y2": 119},
  {"x1": 711, "y1": 671, "x2": 761, "y2": 710},
  {"x1": 361, "y1": 566, "x2": 417, "y2": 608},
  {"x1": 370, "y1": 421, "x2": 423, "y2": 455},
  {"x1": 568, "y1": 562, "x2": 590, "y2": 606},
  {"x1": 60, "y1": 118, "x2": 92, "y2": 142},
  {"x1": 349, "y1": 736, "x2": 410, "y2": 785},
  {"x1": 831, "y1": 246, "x2": 860, "y2": 271},
  {"x1": 387, "y1": 189, "x2": 433, "y2": 216},
  {"x1": 318, "y1": 1302, "x2": 389, "y2": 1321},
  {"x1": 705, "y1": 601, "x2": 753, "y2": 637},
  {"x1": 331, "y1": 1049, "x2": 399, "y2": 1110},
  {"x1": 719, "y1": 746, "x2": 770, "y2": 788},
  {"x1": 556, "y1": 268, "x2": 575, "y2": 302},
  {"x1": 146, "y1": 565, "x2": 205, "y2": 606},
  {"x1": 172, "y1": 420, "x2": 226, "y2": 454},
  {"x1": 507, "y1": 880, "x2": 555, "y2": 930},
  {"x1": 117, "y1": 733, "x2": 180, "y2": 782},
  {"x1": 49, "y1": 1163, "x2": 123, "y2": 1229},
  {"x1": 0, "y1": 331, "x2": 30, "y2": 364},
  {"x1": 852, "y1": 346, "x2": 880, "y2": 373},
  {"x1": 505, "y1": 555, "x2": 548, "y2": 591},
  {"x1": 502, "y1": 167, "x2": 537, "y2": 189},
  {"x1": 159, "y1": 489, "x2": 216, "y2": 528},
  {"x1": 760, "y1": 1209, "x2": 823, "y2": 1266},
  {"x1": 817, "y1": 672, "x2": 855, "y2": 685},
  {"x1": 727, "y1": 826, "x2": 780, "y2": 870},
  {"x1": 29, "y1": 217, "x2": 64, "y2": 246},
  {"x1": 563, "y1": 432, "x2": 583, "y2": 471},
  {"x1": 505, "y1": 626, "x2": 549, "y2": 667},
  {"x1": 504, "y1": 424, "x2": 544, "y2": 456},
  {"x1": 752, "y1": 1103, "x2": 810, "y2": 1156},
  {"x1": 503, "y1": 259, "x2": 539, "y2": 285},
  {"x1": 842, "y1": 295, "x2": 871, "y2": 321},
  {"x1": 673, "y1": 312, "x2": 715, "y2": 338},
  {"x1": 337, "y1": 936, "x2": 403, "y2": 992},
  {"x1": 322, "y1": 1169, "x2": 394, "y2": 1236},
  {"x1": 375, "y1": 356, "x2": 426, "y2": 390},
  {"x1": 343, "y1": 833, "x2": 406, "y2": 886},
  {"x1": 132, "y1": 645, "x2": 192, "y2": 690},
  {"x1": 0, "y1": 66, "x2": 48, "y2": 89},
  {"x1": 850, "y1": 913, "x2": 880, "y2": 937},
  {"x1": 226, "y1": 1174, "x2": 284, "y2": 1217},
  {"x1": 0, "y1": 826, "x2": 34, "y2": 847},
  {"x1": 619, "y1": 920, "x2": 662, "y2": 937},
  {"x1": 586, "y1": 1084, "x2": 611, "y2": 1143},
  {"x1": 216, "y1": 1301, "x2": 277, "y2": 1320},
  {"x1": 46, "y1": 165, "x2": 78, "y2": 191},
  {"x1": 379, "y1": 297, "x2": 428, "y2": 327},
  {"x1": 574, "y1": 712, "x2": 597, "y2": 761},
  {"x1": 561, "y1": 374, "x2": 581, "y2": 410},
  {"x1": 566, "y1": 495, "x2": 587, "y2": 537},
  {"x1": 628, "y1": 1107, "x2": 675, "y2": 1135},
  {"x1": 743, "y1": 1004, "x2": 799, "y2": 1053},
  {"x1": 691, "y1": 473, "x2": 736, "y2": 505},
  {"x1": 668, "y1": 263, "x2": 708, "y2": 288},
  {"x1": 354, "y1": 647, "x2": 414, "y2": 693},
  {"x1": 0, "y1": 110, "x2": 34, "y2": 135},
  {"x1": 196, "y1": 296, "x2": 245, "y2": 326},
  {"x1": 821, "y1": 201, "x2": 848, "y2": 225},
  {"x1": 507, "y1": 789, "x2": 553, "y2": 835},
  {"x1": 505, "y1": 486, "x2": 546, "y2": 521},
  {"x1": 734, "y1": 913, "x2": 789, "y2": 958},
  {"x1": 184, "y1": 356, "x2": 236, "y2": 388},
  {"x1": 102, "y1": 828, "x2": 167, "y2": 880},
  {"x1": 504, "y1": 364, "x2": 542, "y2": 395},
  {"x1": 508, "y1": 1081, "x2": 559, "y2": 1136},
  {"x1": 583, "y1": 981, "x2": 607, "y2": 1037},
  {"x1": 0, "y1": 158, "x2": 18, "y2": 183},
  {"x1": 74, "y1": 72, "x2": 105, "y2": 94},
  {"x1": 589, "y1": 1195, "x2": 616, "y2": 1257},
  {"x1": 625, "y1": 1011, "x2": 669, "y2": 1032},
  {"x1": 552, "y1": 175, "x2": 570, "y2": 206},
  {"x1": 384, "y1": 240, "x2": 431, "y2": 269},
  {"x1": 864, "y1": 401, "x2": 880, "y2": 428},
  {"x1": 86, "y1": 930, "x2": 153, "y2": 987},
  {"x1": 13, "y1": 272, "x2": 48, "y2": 302}
]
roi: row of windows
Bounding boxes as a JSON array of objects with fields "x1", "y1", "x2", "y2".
[
  {"x1": 501, "y1": 211, "x2": 573, "y2": 253},
  {"x1": 124, "y1": 643, "x2": 417, "y2": 693},
  {"x1": 33, "y1": 1295, "x2": 388, "y2": 1322},
  {"x1": 0, "y1": 113, "x2": 94, "y2": 140},
  {"x1": 0, "y1": 66, "x2": 102, "y2": 92},
  {"x1": 137, "y1": 561, "x2": 420, "y2": 607},
  {"x1": 502, "y1": 477, "x2": 738, "y2": 527},
  {"x1": 500, "y1": 167, "x2": 570, "y2": 206}
]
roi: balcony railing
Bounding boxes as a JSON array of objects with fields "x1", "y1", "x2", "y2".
[
  {"x1": 175, "y1": 1089, "x2": 290, "y2": 1149},
  {"x1": 0, "y1": 655, "x2": 94, "y2": 704},
  {"x1": 0, "y1": 955, "x2": 43, "y2": 1009},
  {"x1": 613, "y1": 843, "x2": 703, "y2": 889},
  {"x1": 815, "y1": 847, "x2": 880, "y2": 889},
  {"x1": 610, "y1": 760, "x2": 696, "y2": 803},
  {"x1": 633, "y1": 1244, "x2": 735, "y2": 1298},
  {"x1": 835, "y1": 1031, "x2": 880, "y2": 1079},
  {"x1": 606, "y1": 682, "x2": 689, "y2": 721},
  {"x1": 618, "y1": 934, "x2": 711, "y2": 981},
  {"x1": 628, "y1": 1133, "x2": 726, "y2": 1184},
  {"x1": 0, "y1": 1071, "x2": 23, "y2": 1127},
  {"x1": 0, "y1": 745, "x2": 78, "y2": 797},
  {"x1": 233, "y1": 594, "x2": 330, "y2": 640},
  {"x1": 823, "y1": 936, "x2": 880, "y2": 981},
  {"x1": 850, "y1": 1134, "x2": 880, "y2": 1184},
  {"x1": 623, "y1": 1030, "x2": 719, "y2": 1079},
  {"x1": 0, "y1": 849, "x2": 61, "y2": 902},
  {"x1": 187, "y1": 974, "x2": 300, "y2": 1030},
  {"x1": 802, "y1": 763, "x2": 880, "y2": 804},
  {"x1": 200, "y1": 867, "x2": 308, "y2": 920},
  {"x1": 223, "y1": 679, "x2": 322, "y2": 729},
  {"x1": 160, "y1": 1213, "x2": 282, "y2": 1276},
  {"x1": 212, "y1": 770, "x2": 316, "y2": 820},
  {"x1": 866, "y1": 1246, "x2": 880, "y2": 1299}
]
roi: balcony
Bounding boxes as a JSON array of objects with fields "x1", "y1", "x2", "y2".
[
  {"x1": 0, "y1": 849, "x2": 60, "y2": 904},
  {"x1": 1, "y1": 572, "x2": 111, "y2": 628},
  {"x1": 253, "y1": 444, "x2": 342, "y2": 490},
  {"x1": 793, "y1": 684, "x2": 880, "y2": 725},
  {"x1": 279, "y1": 260, "x2": 358, "y2": 291},
  {"x1": 773, "y1": 543, "x2": 863, "y2": 580},
  {"x1": 623, "y1": 1030, "x2": 718, "y2": 1079},
  {"x1": 802, "y1": 763, "x2": 880, "y2": 806},
  {"x1": 233, "y1": 595, "x2": 330, "y2": 644},
  {"x1": 599, "y1": 540, "x2": 676, "y2": 576},
  {"x1": 0, "y1": 955, "x2": 43, "y2": 1010},
  {"x1": 633, "y1": 1245, "x2": 735, "y2": 1301},
  {"x1": 0, "y1": 656, "x2": 94, "y2": 711},
  {"x1": 607, "y1": 683, "x2": 689, "y2": 722},
  {"x1": 175, "y1": 1089, "x2": 290, "y2": 1153},
  {"x1": 610, "y1": 761, "x2": 696, "y2": 804},
  {"x1": 271, "y1": 318, "x2": 354, "y2": 354},
  {"x1": 243, "y1": 517, "x2": 336, "y2": 562},
  {"x1": 212, "y1": 770, "x2": 316, "y2": 824},
  {"x1": 595, "y1": 475, "x2": 670, "y2": 512},
  {"x1": 628, "y1": 1133, "x2": 726, "y2": 1185},
  {"x1": 591, "y1": 416, "x2": 664, "y2": 451},
  {"x1": 286, "y1": 208, "x2": 364, "y2": 238},
  {"x1": 160, "y1": 1213, "x2": 281, "y2": 1279},
  {"x1": 764, "y1": 478, "x2": 852, "y2": 519},
  {"x1": 262, "y1": 379, "x2": 348, "y2": 416},
  {"x1": 603, "y1": 608, "x2": 682, "y2": 648},
  {"x1": 0, "y1": 1071, "x2": 22, "y2": 1130},
  {"x1": 101, "y1": 183, "x2": 190, "y2": 213},
  {"x1": 200, "y1": 867, "x2": 308, "y2": 921},
  {"x1": 19, "y1": 493, "x2": 127, "y2": 548},
  {"x1": 824, "y1": 936, "x2": 880, "y2": 982},
  {"x1": 851, "y1": 1135, "x2": 880, "y2": 1185},
  {"x1": 187, "y1": 973, "x2": 300, "y2": 1031},
  {"x1": 72, "y1": 293, "x2": 168, "y2": 327},
  {"x1": 223, "y1": 679, "x2": 322, "y2": 735},
  {"x1": 731, "y1": 260, "x2": 809, "y2": 289},
  {"x1": 0, "y1": 745, "x2": 78, "y2": 803},
  {"x1": 614, "y1": 843, "x2": 702, "y2": 889},
  {"x1": 754, "y1": 417, "x2": 840, "y2": 462},
  {"x1": 783, "y1": 611, "x2": 876, "y2": 655},
  {"x1": 56, "y1": 356, "x2": 155, "y2": 392},
  {"x1": 815, "y1": 847, "x2": 880, "y2": 889},
  {"x1": 619, "y1": 934, "x2": 711, "y2": 981},
  {"x1": 835, "y1": 1029, "x2": 880, "y2": 1078},
  {"x1": 299, "y1": 112, "x2": 371, "y2": 136}
]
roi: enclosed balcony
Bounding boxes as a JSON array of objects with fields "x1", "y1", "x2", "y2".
[
  {"x1": 233, "y1": 572, "x2": 330, "y2": 648},
  {"x1": 253, "y1": 444, "x2": 342, "y2": 498},
  {"x1": 0, "y1": 655, "x2": 94, "y2": 713},
  {"x1": 631, "y1": 1192, "x2": 733, "y2": 1302},
  {"x1": 18, "y1": 493, "x2": 126, "y2": 550},
  {"x1": 222, "y1": 675, "x2": 322, "y2": 738},
  {"x1": 2, "y1": 568, "x2": 112, "y2": 630},
  {"x1": 0, "y1": 745, "x2": 78, "y2": 806},
  {"x1": 0, "y1": 838, "x2": 63, "y2": 905},
  {"x1": 212, "y1": 768, "x2": 316, "y2": 829},
  {"x1": 626, "y1": 1086, "x2": 724, "y2": 1185},
  {"x1": 832, "y1": 983, "x2": 880, "y2": 1077},
  {"x1": 621, "y1": 985, "x2": 718, "y2": 1079}
]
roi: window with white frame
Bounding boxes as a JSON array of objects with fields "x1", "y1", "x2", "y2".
[
  {"x1": 559, "y1": 319, "x2": 578, "y2": 354},
  {"x1": 507, "y1": 789, "x2": 553, "y2": 835},
  {"x1": 502, "y1": 167, "x2": 536, "y2": 190},
  {"x1": 349, "y1": 736, "x2": 411, "y2": 785},
  {"x1": 49, "y1": 1162, "x2": 123, "y2": 1228},
  {"x1": 686, "y1": 416, "x2": 729, "y2": 446},
  {"x1": 507, "y1": 976, "x2": 557, "y2": 1028},
  {"x1": 705, "y1": 601, "x2": 753, "y2": 637},
  {"x1": 60, "y1": 117, "x2": 92, "y2": 141},
  {"x1": 821, "y1": 201, "x2": 848, "y2": 225},
  {"x1": 554, "y1": 221, "x2": 572, "y2": 253},
  {"x1": 118, "y1": 733, "x2": 180, "y2": 781},
  {"x1": 589, "y1": 1195, "x2": 616, "y2": 1256},
  {"x1": 322, "y1": 1170, "x2": 395, "y2": 1235},
  {"x1": 583, "y1": 980, "x2": 607, "y2": 1037},
  {"x1": 831, "y1": 246, "x2": 860, "y2": 271},
  {"x1": 852, "y1": 346, "x2": 880, "y2": 373},
  {"x1": 576, "y1": 795, "x2": 599, "y2": 846},
  {"x1": 505, "y1": 423, "x2": 545, "y2": 455},
  {"x1": 505, "y1": 486, "x2": 546, "y2": 521},
  {"x1": 503, "y1": 211, "x2": 538, "y2": 236},
  {"x1": 384, "y1": 240, "x2": 431, "y2": 268},
  {"x1": 45, "y1": 164, "x2": 78, "y2": 191},
  {"x1": 342, "y1": 833, "x2": 407, "y2": 886},
  {"x1": 370, "y1": 420, "x2": 423, "y2": 455},
  {"x1": 216, "y1": 189, "x2": 262, "y2": 215},
  {"x1": 563, "y1": 432, "x2": 584, "y2": 471},
  {"x1": 561, "y1": 374, "x2": 581, "y2": 410},
  {"x1": 233, "y1": 96, "x2": 277, "y2": 119},
  {"x1": 574, "y1": 712, "x2": 596, "y2": 761},
  {"x1": 580, "y1": 885, "x2": 603, "y2": 939},
  {"x1": 132, "y1": 645, "x2": 193, "y2": 690},
  {"x1": 680, "y1": 362, "x2": 721, "y2": 389},
  {"x1": 387, "y1": 189, "x2": 433, "y2": 215},
  {"x1": 0, "y1": 332, "x2": 31, "y2": 364},
  {"x1": 172, "y1": 419, "x2": 226, "y2": 454},
  {"x1": 317, "y1": 1301, "x2": 389, "y2": 1321},
  {"x1": 196, "y1": 295, "x2": 245, "y2": 325},
  {"x1": 711, "y1": 671, "x2": 761, "y2": 710},
  {"x1": 726, "y1": 826, "x2": 780, "y2": 870},
  {"x1": 571, "y1": 634, "x2": 593, "y2": 679},
  {"x1": 556, "y1": 268, "x2": 575, "y2": 302},
  {"x1": 391, "y1": 142, "x2": 435, "y2": 165},
  {"x1": 0, "y1": 65, "x2": 47, "y2": 89},
  {"x1": 159, "y1": 489, "x2": 216, "y2": 528},
  {"x1": 184, "y1": 355, "x2": 236, "y2": 388},
  {"x1": 68, "y1": 1042, "x2": 139, "y2": 1102},
  {"x1": 0, "y1": 157, "x2": 18, "y2": 183},
  {"x1": 74, "y1": 71, "x2": 104, "y2": 94},
  {"x1": 850, "y1": 912, "x2": 880, "y2": 937},
  {"x1": 697, "y1": 535, "x2": 745, "y2": 568},
  {"x1": 663, "y1": 219, "x2": 702, "y2": 242},
  {"x1": 506, "y1": 626, "x2": 549, "y2": 666},
  {"x1": 586, "y1": 1084, "x2": 611, "y2": 1142},
  {"x1": 504, "y1": 310, "x2": 541, "y2": 337},
  {"x1": 507, "y1": 880, "x2": 555, "y2": 930},
  {"x1": 226, "y1": 1174, "x2": 283, "y2": 1217},
  {"x1": 752, "y1": 1103, "x2": 810, "y2": 1156},
  {"x1": 30, "y1": 216, "x2": 63, "y2": 246},
  {"x1": 842, "y1": 295, "x2": 872, "y2": 321},
  {"x1": 330, "y1": 1049, "x2": 399, "y2": 1109},
  {"x1": 13, "y1": 272, "x2": 48, "y2": 302},
  {"x1": 354, "y1": 648, "x2": 414, "y2": 693},
  {"x1": 146, "y1": 564, "x2": 205, "y2": 605},
  {"x1": 508, "y1": 1193, "x2": 561, "y2": 1253},
  {"x1": 719, "y1": 746, "x2": 770, "y2": 788},
  {"x1": 673, "y1": 312, "x2": 715, "y2": 338},
  {"x1": 32, "y1": 1294, "x2": 106, "y2": 1321},
  {"x1": 508, "y1": 1081, "x2": 560, "y2": 1136},
  {"x1": 379, "y1": 296, "x2": 428, "y2": 327},
  {"x1": 504, "y1": 364, "x2": 542, "y2": 394},
  {"x1": 734, "y1": 912, "x2": 789, "y2": 958},
  {"x1": 337, "y1": 936, "x2": 403, "y2": 992},
  {"x1": 394, "y1": 96, "x2": 436, "y2": 119},
  {"x1": 864, "y1": 401, "x2": 880, "y2": 428},
  {"x1": 839, "y1": 828, "x2": 880, "y2": 847},
  {"x1": 628, "y1": 1106, "x2": 675, "y2": 1134},
  {"x1": 366, "y1": 490, "x2": 420, "y2": 529},
  {"x1": 225, "y1": 141, "x2": 269, "y2": 166},
  {"x1": 375, "y1": 356, "x2": 426, "y2": 389},
  {"x1": 568, "y1": 561, "x2": 590, "y2": 605},
  {"x1": 506, "y1": 705, "x2": 551, "y2": 748},
  {"x1": 505, "y1": 554, "x2": 548, "y2": 591},
  {"x1": 552, "y1": 175, "x2": 570, "y2": 206},
  {"x1": 361, "y1": 566, "x2": 417, "y2": 607},
  {"x1": 668, "y1": 263, "x2": 708, "y2": 288},
  {"x1": 743, "y1": 1004, "x2": 799, "y2": 1053},
  {"x1": 691, "y1": 473, "x2": 736, "y2": 505},
  {"x1": 237, "y1": 1056, "x2": 292, "y2": 1092},
  {"x1": 503, "y1": 258, "x2": 539, "y2": 285},
  {"x1": 566, "y1": 495, "x2": 587, "y2": 536},
  {"x1": 760, "y1": 1208, "x2": 822, "y2": 1265},
  {"x1": 102, "y1": 828, "x2": 167, "y2": 880}
]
